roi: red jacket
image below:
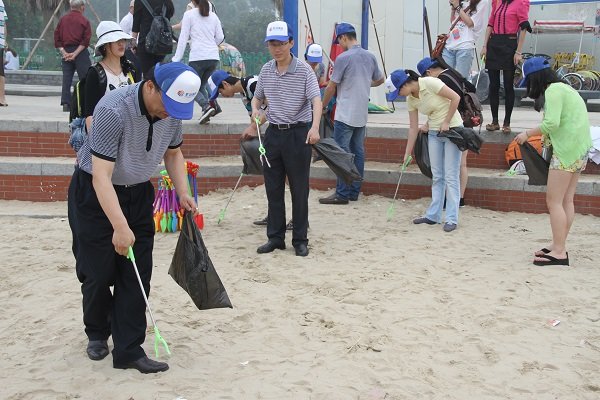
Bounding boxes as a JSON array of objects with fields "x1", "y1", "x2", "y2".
[{"x1": 54, "y1": 10, "x2": 91, "y2": 49}]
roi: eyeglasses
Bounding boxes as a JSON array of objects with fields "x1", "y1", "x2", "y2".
[{"x1": 267, "y1": 41, "x2": 289, "y2": 48}]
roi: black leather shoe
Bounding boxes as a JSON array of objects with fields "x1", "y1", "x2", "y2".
[
  {"x1": 87, "y1": 340, "x2": 109, "y2": 361},
  {"x1": 257, "y1": 240, "x2": 285, "y2": 254},
  {"x1": 319, "y1": 193, "x2": 349, "y2": 205},
  {"x1": 294, "y1": 244, "x2": 309, "y2": 257},
  {"x1": 114, "y1": 356, "x2": 169, "y2": 374}
]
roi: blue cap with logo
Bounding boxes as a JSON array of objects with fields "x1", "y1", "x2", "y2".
[
  {"x1": 417, "y1": 57, "x2": 440, "y2": 76},
  {"x1": 264, "y1": 20, "x2": 294, "y2": 42},
  {"x1": 208, "y1": 70, "x2": 231, "y2": 101},
  {"x1": 154, "y1": 62, "x2": 201, "y2": 120},
  {"x1": 384, "y1": 70, "x2": 410, "y2": 102},
  {"x1": 519, "y1": 56, "x2": 551, "y2": 88},
  {"x1": 334, "y1": 22, "x2": 356, "y2": 43},
  {"x1": 305, "y1": 43, "x2": 323, "y2": 63}
]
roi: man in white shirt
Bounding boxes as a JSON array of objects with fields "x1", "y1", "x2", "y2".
[{"x1": 119, "y1": 0, "x2": 134, "y2": 36}]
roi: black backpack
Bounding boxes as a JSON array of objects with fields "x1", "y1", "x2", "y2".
[
  {"x1": 70, "y1": 63, "x2": 105, "y2": 123},
  {"x1": 69, "y1": 58, "x2": 137, "y2": 122},
  {"x1": 442, "y1": 70, "x2": 483, "y2": 129},
  {"x1": 139, "y1": 0, "x2": 174, "y2": 56}
]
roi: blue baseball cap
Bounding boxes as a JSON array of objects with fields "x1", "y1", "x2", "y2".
[
  {"x1": 208, "y1": 70, "x2": 231, "y2": 101},
  {"x1": 264, "y1": 21, "x2": 293, "y2": 42},
  {"x1": 154, "y1": 62, "x2": 201, "y2": 120},
  {"x1": 305, "y1": 43, "x2": 323, "y2": 63},
  {"x1": 384, "y1": 70, "x2": 410, "y2": 102},
  {"x1": 520, "y1": 56, "x2": 551, "y2": 88},
  {"x1": 334, "y1": 22, "x2": 356, "y2": 43},
  {"x1": 417, "y1": 57, "x2": 440, "y2": 76}
]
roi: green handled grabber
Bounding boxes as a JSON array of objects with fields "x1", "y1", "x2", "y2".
[
  {"x1": 217, "y1": 171, "x2": 244, "y2": 224},
  {"x1": 127, "y1": 246, "x2": 171, "y2": 358},
  {"x1": 386, "y1": 155, "x2": 413, "y2": 221},
  {"x1": 254, "y1": 117, "x2": 271, "y2": 168}
]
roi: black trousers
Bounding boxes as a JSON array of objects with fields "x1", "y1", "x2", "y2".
[
  {"x1": 68, "y1": 168, "x2": 155, "y2": 364},
  {"x1": 137, "y1": 47, "x2": 166, "y2": 79},
  {"x1": 61, "y1": 46, "x2": 91, "y2": 106},
  {"x1": 263, "y1": 125, "x2": 312, "y2": 247}
]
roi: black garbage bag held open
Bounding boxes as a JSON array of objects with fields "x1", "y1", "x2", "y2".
[
  {"x1": 414, "y1": 131, "x2": 432, "y2": 179},
  {"x1": 169, "y1": 212, "x2": 233, "y2": 310},
  {"x1": 520, "y1": 141, "x2": 552, "y2": 186},
  {"x1": 240, "y1": 136, "x2": 264, "y2": 176},
  {"x1": 312, "y1": 138, "x2": 363, "y2": 184}
]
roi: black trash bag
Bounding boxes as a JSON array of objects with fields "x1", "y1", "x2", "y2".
[
  {"x1": 437, "y1": 127, "x2": 484, "y2": 153},
  {"x1": 520, "y1": 141, "x2": 551, "y2": 186},
  {"x1": 169, "y1": 212, "x2": 233, "y2": 310},
  {"x1": 313, "y1": 112, "x2": 335, "y2": 162},
  {"x1": 312, "y1": 138, "x2": 363, "y2": 185},
  {"x1": 414, "y1": 131, "x2": 432, "y2": 179},
  {"x1": 240, "y1": 136, "x2": 264, "y2": 176}
]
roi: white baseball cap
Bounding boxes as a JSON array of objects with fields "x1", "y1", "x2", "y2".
[
  {"x1": 154, "y1": 62, "x2": 201, "y2": 120},
  {"x1": 264, "y1": 21, "x2": 293, "y2": 42},
  {"x1": 305, "y1": 43, "x2": 323, "y2": 63}
]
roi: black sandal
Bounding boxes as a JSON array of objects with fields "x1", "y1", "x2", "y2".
[{"x1": 533, "y1": 254, "x2": 569, "y2": 266}]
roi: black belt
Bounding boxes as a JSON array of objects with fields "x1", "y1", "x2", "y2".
[
  {"x1": 114, "y1": 182, "x2": 142, "y2": 188},
  {"x1": 270, "y1": 122, "x2": 310, "y2": 130}
]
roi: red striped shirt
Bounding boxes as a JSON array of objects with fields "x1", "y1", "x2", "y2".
[{"x1": 488, "y1": 0, "x2": 530, "y2": 35}]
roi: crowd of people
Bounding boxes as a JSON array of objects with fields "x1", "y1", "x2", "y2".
[{"x1": 0, "y1": 0, "x2": 594, "y2": 374}]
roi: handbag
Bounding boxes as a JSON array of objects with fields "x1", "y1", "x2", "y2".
[{"x1": 432, "y1": 5, "x2": 471, "y2": 58}]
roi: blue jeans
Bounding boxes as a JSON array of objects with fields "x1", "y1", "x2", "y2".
[
  {"x1": 424, "y1": 131, "x2": 462, "y2": 225},
  {"x1": 442, "y1": 48, "x2": 474, "y2": 78},
  {"x1": 189, "y1": 59, "x2": 219, "y2": 109},
  {"x1": 333, "y1": 121, "x2": 365, "y2": 200}
]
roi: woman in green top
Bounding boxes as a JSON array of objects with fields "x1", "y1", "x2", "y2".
[
  {"x1": 515, "y1": 57, "x2": 592, "y2": 267},
  {"x1": 386, "y1": 69, "x2": 463, "y2": 232}
]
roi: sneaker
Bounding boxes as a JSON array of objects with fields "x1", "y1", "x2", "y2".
[
  {"x1": 212, "y1": 100, "x2": 222, "y2": 116},
  {"x1": 253, "y1": 216, "x2": 268, "y2": 226},
  {"x1": 199, "y1": 107, "x2": 216, "y2": 125},
  {"x1": 443, "y1": 223, "x2": 457, "y2": 232},
  {"x1": 459, "y1": 198, "x2": 465, "y2": 208},
  {"x1": 413, "y1": 217, "x2": 437, "y2": 225}
]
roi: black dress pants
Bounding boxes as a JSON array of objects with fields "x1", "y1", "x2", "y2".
[
  {"x1": 263, "y1": 125, "x2": 312, "y2": 247},
  {"x1": 68, "y1": 168, "x2": 155, "y2": 364},
  {"x1": 60, "y1": 46, "x2": 91, "y2": 106},
  {"x1": 137, "y1": 47, "x2": 166, "y2": 79}
]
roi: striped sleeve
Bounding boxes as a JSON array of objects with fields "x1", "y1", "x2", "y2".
[
  {"x1": 254, "y1": 62, "x2": 271, "y2": 100},
  {"x1": 305, "y1": 65, "x2": 320, "y2": 100},
  {"x1": 89, "y1": 107, "x2": 123, "y2": 162},
  {"x1": 169, "y1": 121, "x2": 183, "y2": 149}
]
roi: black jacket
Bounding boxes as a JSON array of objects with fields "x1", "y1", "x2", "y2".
[{"x1": 132, "y1": 0, "x2": 175, "y2": 47}]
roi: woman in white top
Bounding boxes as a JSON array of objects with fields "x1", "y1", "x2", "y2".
[
  {"x1": 4, "y1": 46, "x2": 18, "y2": 70},
  {"x1": 442, "y1": 0, "x2": 489, "y2": 79},
  {"x1": 172, "y1": 0, "x2": 223, "y2": 121}
]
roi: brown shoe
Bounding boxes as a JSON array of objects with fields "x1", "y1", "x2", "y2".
[{"x1": 486, "y1": 122, "x2": 500, "y2": 131}]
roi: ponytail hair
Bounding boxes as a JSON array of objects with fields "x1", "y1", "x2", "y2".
[
  {"x1": 196, "y1": 0, "x2": 210, "y2": 17},
  {"x1": 406, "y1": 69, "x2": 421, "y2": 83}
]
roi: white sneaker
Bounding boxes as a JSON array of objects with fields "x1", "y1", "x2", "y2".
[{"x1": 199, "y1": 107, "x2": 216, "y2": 125}]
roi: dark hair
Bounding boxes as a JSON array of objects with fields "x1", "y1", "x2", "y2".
[
  {"x1": 219, "y1": 76, "x2": 240, "y2": 89},
  {"x1": 468, "y1": 0, "x2": 481, "y2": 12},
  {"x1": 6, "y1": 46, "x2": 17, "y2": 57},
  {"x1": 526, "y1": 68, "x2": 563, "y2": 100},
  {"x1": 145, "y1": 63, "x2": 162, "y2": 90},
  {"x1": 340, "y1": 31, "x2": 357, "y2": 41},
  {"x1": 196, "y1": 0, "x2": 210, "y2": 17},
  {"x1": 405, "y1": 69, "x2": 421, "y2": 83}
]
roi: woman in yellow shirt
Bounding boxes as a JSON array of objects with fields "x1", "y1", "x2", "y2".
[{"x1": 386, "y1": 69, "x2": 462, "y2": 232}]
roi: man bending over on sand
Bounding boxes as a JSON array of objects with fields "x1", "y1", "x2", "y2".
[{"x1": 68, "y1": 62, "x2": 200, "y2": 373}]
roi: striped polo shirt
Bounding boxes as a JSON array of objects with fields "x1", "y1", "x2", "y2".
[
  {"x1": 254, "y1": 55, "x2": 320, "y2": 125},
  {"x1": 77, "y1": 81, "x2": 183, "y2": 186}
]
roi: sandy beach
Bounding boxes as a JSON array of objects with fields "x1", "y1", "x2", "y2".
[{"x1": 0, "y1": 186, "x2": 599, "y2": 400}]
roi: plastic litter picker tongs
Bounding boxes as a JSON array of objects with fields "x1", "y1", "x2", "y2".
[
  {"x1": 127, "y1": 246, "x2": 170, "y2": 357},
  {"x1": 386, "y1": 155, "x2": 412, "y2": 221},
  {"x1": 217, "y1": 116, "x2": 270, "y2": 224}
]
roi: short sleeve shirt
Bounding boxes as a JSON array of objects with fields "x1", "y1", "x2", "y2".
[
  {"x1": 330, "y1": 45, "x2": 383, "y2": 127},
  {"x1": 407, "y1": 77, "x2": 463, "y2": 130},
  {"x1": 0, "y1": 1, "x2": 7, "y2": 49},
  {"x1": 77, "y1": 82, "x2": 183, "y2": 185},
  {"x1": 254, "y1": 56, "x2": 320, "y2": 125}
]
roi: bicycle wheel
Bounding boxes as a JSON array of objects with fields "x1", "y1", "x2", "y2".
[
  {"x1": 578, "y1": 71, "x2": 596, "y2": 91},
  {"x1": 562, "y1": 73, "x2": 584, "y2": 91},
  {"x1": 589, "y1": 71, "x2": 600, "y2": 90}
]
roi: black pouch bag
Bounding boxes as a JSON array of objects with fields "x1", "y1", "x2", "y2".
[
  {"x1": 169, "y1": 212, "x2": 233, "y2": 310},
  {"x1": 520, "y1": 141, "x2": 552, "y2": 186}
]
